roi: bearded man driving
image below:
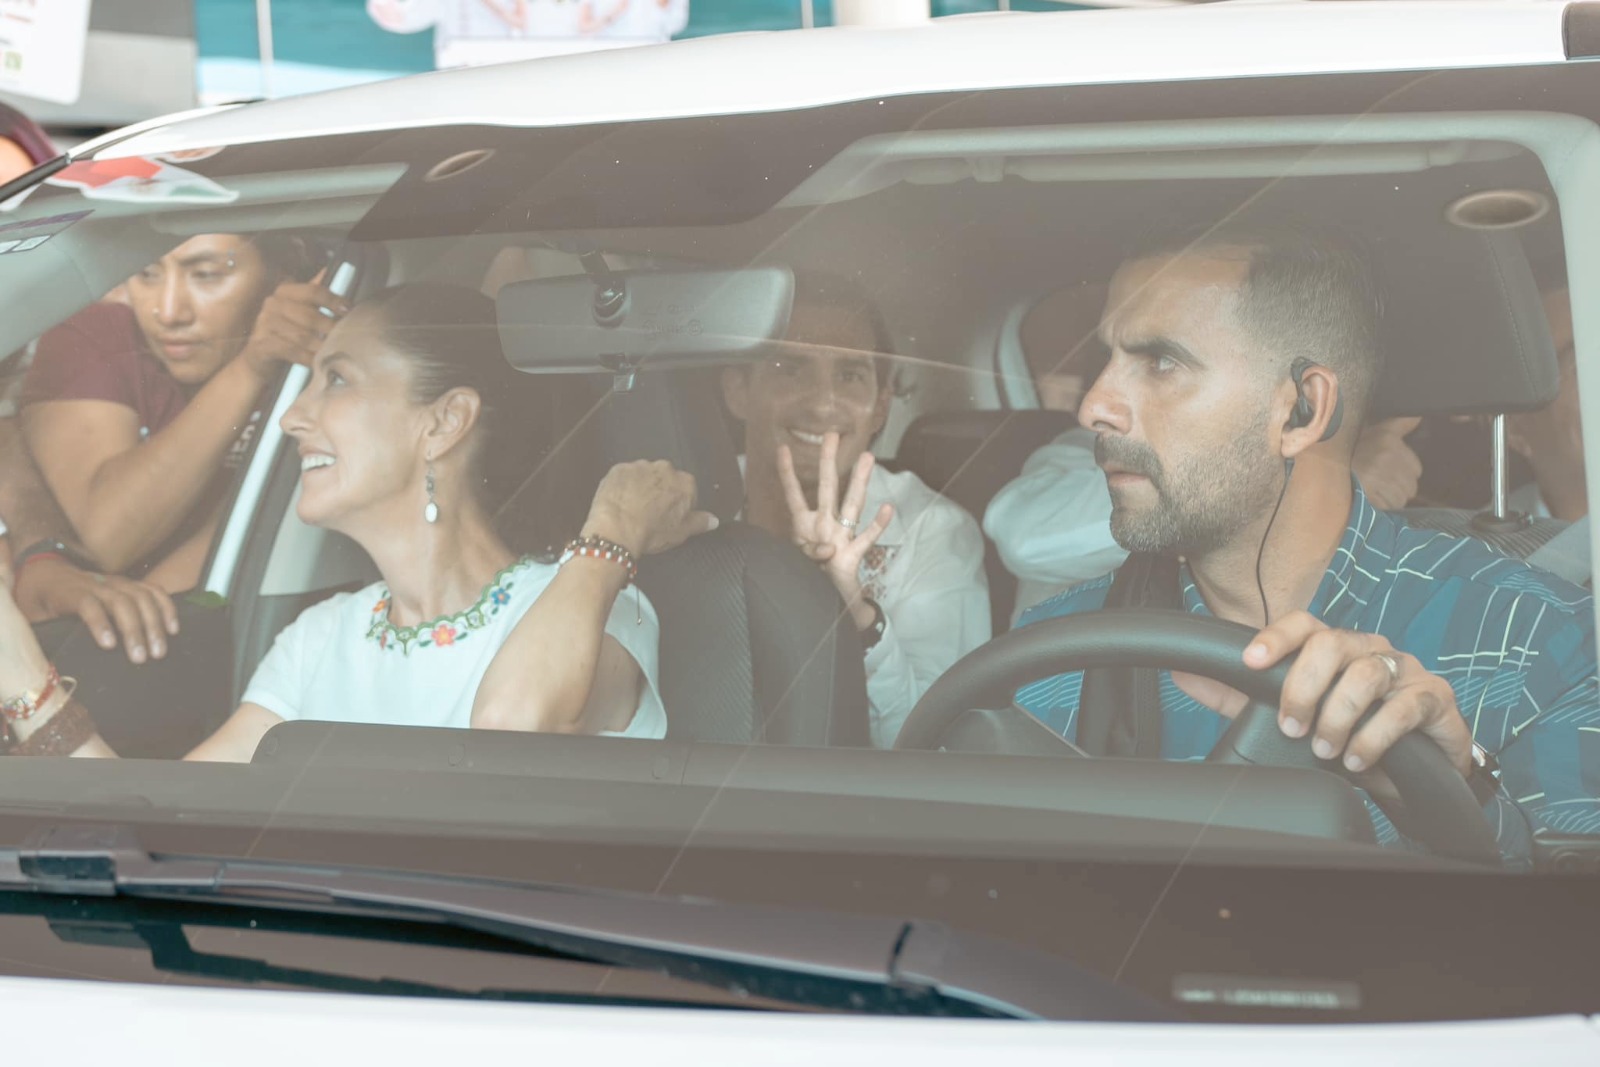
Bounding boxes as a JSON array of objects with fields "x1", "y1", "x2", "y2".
[{"x1": 1014, "y1": 225, "x2": 1599, "y2": 866}]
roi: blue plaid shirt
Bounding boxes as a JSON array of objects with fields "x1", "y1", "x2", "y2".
[{"x1": 1015, "y1": 484, "x2": 1600, "y2": 867}]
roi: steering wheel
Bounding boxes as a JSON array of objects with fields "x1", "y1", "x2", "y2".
[{"x1": 896, "y1": 609, "x2": 1501, "y2": 866}]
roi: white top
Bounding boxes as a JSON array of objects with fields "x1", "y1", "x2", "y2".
[
  {"x1": 858, "y1": 465, "x2": 991, "y2": 746},
  {"x1": 741, "y1": 459, "x2": 990, "y2": 747},
  {"x1": 983, "y1": 428, "x2": 1126, "y2": 619},
  {"x1": 242, "y1": 556, "x2": 667, "y2": 738},
  {"x1": 1508, "y1": 480, "x2": 1552, "y2": 520}
]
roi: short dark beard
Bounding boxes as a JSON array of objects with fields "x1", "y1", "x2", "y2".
[{"x1": 1096, "y1": 407, "x2": 1280, "y2": 558}]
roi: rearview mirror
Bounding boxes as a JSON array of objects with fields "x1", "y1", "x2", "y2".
[{"x1": 496, "y1": 266, "x2": 794, "y2": 374}]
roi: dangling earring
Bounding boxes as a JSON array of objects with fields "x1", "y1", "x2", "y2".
[{"x1": 424, "y1": 462, "x2": 439, "y2": 524}]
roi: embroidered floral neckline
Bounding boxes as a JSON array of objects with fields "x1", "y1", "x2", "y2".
[{"x1": 367, "y1": 557, "x2": 531, "y2": 655}]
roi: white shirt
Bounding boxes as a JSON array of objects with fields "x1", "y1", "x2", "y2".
[
  {"x1": 1508, "y1": 480, "x2": 1552, "y2": 520},
  {"x1": 982, "y1": 428, "x2": 1126, "y2": 618},
  {"x1": 858, "y1": 465, "x2": 991, "y2": 746},
  {"x1": 741, "y1": 458, "x2": 991, "y2": 747},
  {"x1": 242, "y1": 556, "x2": 667, "y2": 738}
]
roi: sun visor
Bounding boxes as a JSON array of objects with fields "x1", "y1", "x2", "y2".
[{"x1": 497, "y1": 266, "x2": 793, "y2": 375}]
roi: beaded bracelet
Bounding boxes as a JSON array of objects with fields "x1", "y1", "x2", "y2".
[
  {"x1": 12, "y1": 700, "x2": 95, "y2": 758},
  {"x1": 559, "y1": 535, "x2": 638, "y2": 585},
  {"x1": 1, "y1": 665, "x2": 61, "y2": 724}
]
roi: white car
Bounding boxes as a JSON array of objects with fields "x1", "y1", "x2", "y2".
[{"x1": 0, "y1": 1, "x2": 1597, "y2": 1061}]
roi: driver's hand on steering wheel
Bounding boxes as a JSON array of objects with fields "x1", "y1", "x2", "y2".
[{"x1": 1175, "y1": 611, "x2": 1473, "y2": 799}]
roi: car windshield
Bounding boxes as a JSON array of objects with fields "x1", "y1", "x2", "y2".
[{"x1": 0, "y1": 54, "x2": 1596, "y2": 1023}]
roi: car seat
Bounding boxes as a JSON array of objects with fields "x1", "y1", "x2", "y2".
[
  {"x1": 499, "y1": 370, "x2": 871, "y2": 746},
  {"x1": 890, "y1": 409, "x2": 1078, "y2": 632}
]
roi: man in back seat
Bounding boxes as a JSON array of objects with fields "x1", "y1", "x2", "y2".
[
  {"x1": 986, "y1": 278, "x2": 1426, "y2": 616},
  {"x1": 721, "y1": 274, "x2": 990, "y2": 747}
]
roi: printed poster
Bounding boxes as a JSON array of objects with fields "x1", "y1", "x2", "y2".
[{"x1": 0, "y1": 0, "x2": 93, "y2": 105}]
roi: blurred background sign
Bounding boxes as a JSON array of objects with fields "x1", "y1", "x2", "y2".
[
  {"x1": 0, "y1": 0, "x2": 1102, "y2": 133},
  {"x1": 193, "y1": 0, "x2": 1094, "y2": 106},
  {"x1": 366, "y1": 0, "x2": 691, "y2": 69},
  {"x1": 0, "y1": 0, "x2": 197, "y2": 129},
  {"x1": 0, "y1": 0, "x2": 94, "y2": 106}
]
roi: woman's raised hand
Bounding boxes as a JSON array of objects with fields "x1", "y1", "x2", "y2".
[
  {"x1": 239, "y1": 269, "x2": 351, "y2": 377},
  {"x1": 582, "y1": 460, "x2": 718, "y2": 558}
]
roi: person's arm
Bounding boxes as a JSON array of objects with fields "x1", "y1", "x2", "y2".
[
  {"x1": 473, "y1": 459, "x2": 714, "y2": 734},
  {"x1": 0, "y1": 416, "x2": 181, "y2": 663},
  {"x1": 473, "y1": 558, "x2": 642, "y2": 734},
  {"x1": 0, "y1": 416, "x2": 87, "y2": 556},
  {"x1": 23, "y1": 359, "x2": 266, "y2": 575},
  {"x1": 862, "y1": 506, "x2": 991, "y2": 747},
  {"x1": 1351, "y1": 416, "x2": 1423, "y2": 511},
  {"x1": 0, "y1": 578, "x2": 113, "y2": 757},
  {"x1": 983, "y1": 429, "x2": 1128, "y2": 588},
  {"x1": 140, "y1": 500, "x2": 226, "y2": 594},
  {"x1": 0, "y1": 568, "x2": 269, "y2": 762},
  {"x1": 184, "y1": 704, "x2": 284, "y2": 762},
  {"x1": 22, "y1": 278, "x2": 344, "y2": 575}
]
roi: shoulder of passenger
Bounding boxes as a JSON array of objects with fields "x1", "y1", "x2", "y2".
[
  {"x1": 1017, "y1": 572, "x2": 1115, "y2": 628},
  {"x1": 289, "y1": 583, "x2": 382, "y2": 638}
]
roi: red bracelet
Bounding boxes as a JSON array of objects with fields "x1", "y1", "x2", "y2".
[
  {"x1": 1, "y1": 664, "x2": 60, "y2": 723},
  {"x1": 13, "y1": 550, "x2": 63, "y2": 575},
  {"x1": 559, "y1": 535, "x2": 638, "y2": 584}
]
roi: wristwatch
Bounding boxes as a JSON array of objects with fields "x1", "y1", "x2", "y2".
[
  {"x1": 1466, "y1": 742, "x2": 1502, "y2": 807},
  {"x1": 858, "y1": 597, "x2": 887, "y2": 655}
]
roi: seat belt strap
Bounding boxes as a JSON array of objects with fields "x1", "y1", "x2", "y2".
[{"x1": 1076, "y1": 553, "x2": 1180, "y2": 758}]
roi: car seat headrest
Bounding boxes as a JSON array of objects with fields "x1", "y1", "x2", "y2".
[
  {"x1": 1368, "y1": 228, "x2": 1558, "y2": 418},
  {"x1": 594, "y1": 371, "x2": 745, "y2": 522}
]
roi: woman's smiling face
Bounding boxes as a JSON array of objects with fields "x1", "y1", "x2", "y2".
[{"x1": 280, "y1": 306, "x2": 433, "y2": 533}]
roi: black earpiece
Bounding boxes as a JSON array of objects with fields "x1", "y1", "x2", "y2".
[{"x1": 1287, "y1": 357, "x2": 1344, "y2": 442}]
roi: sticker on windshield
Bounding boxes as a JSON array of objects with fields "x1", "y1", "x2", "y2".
[
  {"x1": 0, "y1": 208, "x2": 91, "y2": 255},
  {"x1": 45, "y1": 157, "x2": 239, "y2": 205},
  {"x1": 1173, "y1": 973, "x2": 1361, "y2": 1011}
]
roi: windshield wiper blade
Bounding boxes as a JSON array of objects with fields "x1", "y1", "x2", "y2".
[
  {"x1": 44, "y1": 909, "x2": 748, "y2": 1011},
  {"x1": 0, "y1": 824, "x2": 1171, "y2": 1022}
]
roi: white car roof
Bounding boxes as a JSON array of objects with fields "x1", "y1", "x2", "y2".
[{"x1": 110, "y1": 1, "x2": 1576, "y2": 159}]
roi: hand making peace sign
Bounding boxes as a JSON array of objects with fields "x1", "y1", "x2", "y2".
[{"x1": 778, "y1": 432, "x2": 894, "y2": 627}]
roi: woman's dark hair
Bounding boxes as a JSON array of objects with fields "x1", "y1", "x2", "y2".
[
  {"x1": 0, "y1": 102, "x2": 57, "y2": 169},
  {"x1": 361, "y1": 283, "x2": 588, "y2": 552}
]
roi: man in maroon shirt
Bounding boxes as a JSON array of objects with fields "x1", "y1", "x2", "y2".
[{"x1": 21, "y1": 232, "x2": 343, "y2": 592}]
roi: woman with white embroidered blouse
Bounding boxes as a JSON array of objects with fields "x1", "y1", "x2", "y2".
[{"x1": 0, "y1": 284, "x2": 715, "y2": 761}]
